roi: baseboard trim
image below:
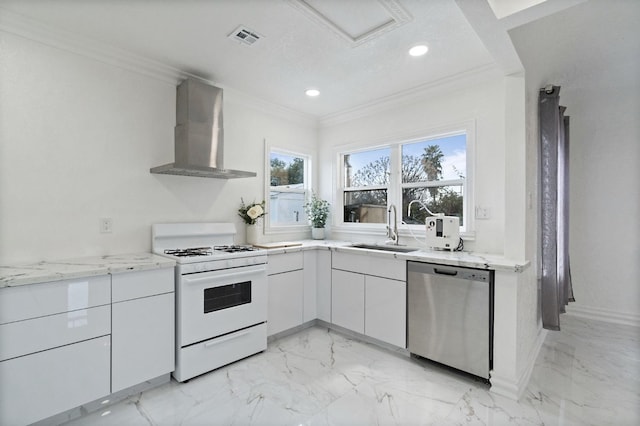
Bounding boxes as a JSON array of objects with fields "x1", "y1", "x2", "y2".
[
  {"x1": 490, "y1": 326, "x2": 547, "y2": 401},
  {"x1": 516, "y1": 326, "x2": 547, "y2": 397},
  {"x1": 566, "y1": 304, "x2": 640, "y2": 328},
  {"x1": 267, "y1": 319, "x2": 318, "y2": 343}
]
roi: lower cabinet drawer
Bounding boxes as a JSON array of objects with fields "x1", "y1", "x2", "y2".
[
  {"x1": 174, "y1": 323, "x2": 266, "y2": 382},
  {"x1": 0, "y1": 336, "x2": 111, "y2": 426},
  {"x1": 0, "y1": 305, "x2": 110, "y2": 362},
  {"x1": 268, "y1": 252, "x2": 304, "y2": 275},
  {"x1": 112, "y1": 267, "x2": 174, "y2": 303},
  {"x1": 0, "y1": 275, "x2": 111, "y2": 324}
]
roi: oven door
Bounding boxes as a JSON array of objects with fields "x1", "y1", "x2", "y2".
[{"x1": 178, "y1": 264, "x2": 267, "y2": 347}]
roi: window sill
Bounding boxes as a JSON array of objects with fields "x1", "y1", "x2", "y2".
[{"x1": 265, "y1": 225, "x2": 310, "y2": 235}]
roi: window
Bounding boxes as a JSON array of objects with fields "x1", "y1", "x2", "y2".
[
  {"x1": 338, "y1": 124, "x2": 472, "y2": 234},
  {"x1": 343, "y1": 147, "x2": 390, "y2": 224},
  {"x1": 267, "y1": 148, "x2": 310, "y2": 229},
  {"x1": 401, "y1": 134, "x2": 466, "y2": 226}
]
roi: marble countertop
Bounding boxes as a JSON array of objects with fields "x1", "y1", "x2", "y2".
[
  {"x1": 0, "y1": 253, "x2": 175, "y2": 288},
  {"x1": 1, "y1": 241, "x2": 529, "y2": 289},
  {"x1": 260, "y1": 240, "x2": 529, "y2": 273}
]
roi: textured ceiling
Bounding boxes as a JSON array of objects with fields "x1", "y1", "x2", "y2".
[{"x1": 0, "y1": 0, "x2": 497, "y2": 118}]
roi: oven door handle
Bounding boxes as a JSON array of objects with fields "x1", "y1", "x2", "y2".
[
  {"x1": 183, "y1": 268, "x2": 263, "y2": 285},
  {"x1": 204, "y1": 330, "x2": 251, "y2": 347}
]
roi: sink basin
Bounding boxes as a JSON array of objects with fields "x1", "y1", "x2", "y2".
[{"x1": 349, "y1": 243, "x2": 418, "y2": 253}]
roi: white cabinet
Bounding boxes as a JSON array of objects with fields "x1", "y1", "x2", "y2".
[
  {"x1": 0, "y1": 336, "x2": 111, "y2": 426},
  {"x1": 331, "y1": 251, "x2": 406, "y2": 347},
  {"x1": 302, "y1": 249, "x2": 331, "y2": 323},
  {"x1": 365, "y1": 275, "x2": 406, "y2": 348},
  {"x1": 267, "y1": 252, "x2": 304, "y2": 336},
  {"x1": 111, "y1": 268, "x2": 175, "y2": 393},
  {"x1": 315, "y1": 249, "x2": 332, "y2": 322},
  {"x1": 268, "y1": 269, "x2": 304, "y2": 336},
  {"x1": 331, "y1": 269, "x2": 365, "y2": 333},
  {"x1": 303, "y1": 250, "x2": 317, "y2": 321},
  {"x1": 0, "y1": 275, "x2": 111, "y2": 425}
]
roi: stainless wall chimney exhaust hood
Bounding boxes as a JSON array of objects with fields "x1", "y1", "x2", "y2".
[{"x1": 150, "y1": 79, "x2": 256, "y2": 179}]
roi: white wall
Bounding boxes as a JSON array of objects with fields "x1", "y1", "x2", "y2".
[
  {"x1": 318, "y1": 69, "x2": 508, "y2": 255},
  {"x1": 0, "y1": 32, "x2": 316, "y2": 264},
  {"x1": 510, "y1": 0, "x2": 640, "y2": 322}
]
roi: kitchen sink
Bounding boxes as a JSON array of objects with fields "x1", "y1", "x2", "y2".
[{"x1": 349, "y1": 243, "x2": 418, "y2": 253}]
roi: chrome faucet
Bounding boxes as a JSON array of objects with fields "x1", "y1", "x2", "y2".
[{"x1": 386, "y1": 204, "x2": 399, "y2": 245}]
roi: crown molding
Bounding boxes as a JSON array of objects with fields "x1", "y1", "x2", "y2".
[
  {"x1": 0, "y1": 7, "x2": 318, "y2": 128},
  {"x1": 0, "y1": 7, "x2": 188, "y2": 84},
  {"x1": 1, "y1": 7, "x2": 502, "y2": 131},
  {"x1": 222, "y1": 86, "x2": 318, "y2": 128},
  {"x1": 319, "y1": 63, "x2": 502, "y2": 127}
]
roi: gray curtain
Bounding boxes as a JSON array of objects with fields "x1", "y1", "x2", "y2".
[{"x1": 539, "y1": 85, "x2": 574, "y2": 331}]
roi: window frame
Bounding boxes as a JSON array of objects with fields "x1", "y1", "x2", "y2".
[
  {"x1": 264, "y1": 143, "x2": 312, "y2": 234},
  {"x1": 334, "y1": 121, "x2": 475, "y2": 238},
  {"x1": 342, "y1": 146, "x2": 391, "y2": 225}
]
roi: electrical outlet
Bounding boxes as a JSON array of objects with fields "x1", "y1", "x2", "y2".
[
  {"x1": 475, "y1": 206, "x2": 490, "y2": 219},
  {"x1": 100, "y1": 218, "x2": 113, "y2": 233}
]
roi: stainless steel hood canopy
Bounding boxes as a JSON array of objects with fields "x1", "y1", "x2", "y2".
[{"x1": 151, "y1": 79, "x2": 256, "y2": 179}]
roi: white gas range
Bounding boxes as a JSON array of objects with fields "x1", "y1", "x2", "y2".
[{"x1": 152, "y1": 223, "x2": 268, "y2": 382}]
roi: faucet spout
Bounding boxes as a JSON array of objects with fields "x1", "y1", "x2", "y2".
[{"x1": 387, "y1": 204, "x2": 399, "y2": 245}]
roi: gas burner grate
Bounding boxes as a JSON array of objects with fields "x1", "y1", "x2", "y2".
[
  {"x1": 164, "y1": 247, "x2": 212, "y2": 257},
  {"x1": 213, "y1": 245, "x2": 257, "y2": 253}
]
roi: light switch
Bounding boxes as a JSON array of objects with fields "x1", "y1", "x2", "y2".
[
  {"x1": 100, "y1": 218, "x2": 113, "y2": 233},
  {"x1": 475, "y1": 206, "x2": 490, "y2": 219}
]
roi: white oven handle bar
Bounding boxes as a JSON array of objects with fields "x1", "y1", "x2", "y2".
[
  {"x1": 182, "y1": 267, "x2": 265, "y2": 285},
  {"x1": 203, "y1": 330, "x2": 251, "y2": 347}
]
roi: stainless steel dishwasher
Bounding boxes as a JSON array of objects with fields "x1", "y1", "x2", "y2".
[{"x1": 407, "y1": 261, "x2": 493, "y2": 379}]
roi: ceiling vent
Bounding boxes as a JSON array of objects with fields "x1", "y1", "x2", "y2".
[{"x1": 228, "y1": 26, "x2": 263, "y2": 46}]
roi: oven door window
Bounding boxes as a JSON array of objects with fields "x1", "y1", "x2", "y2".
[{"x1": 203, "y1": 281, "x2": 251, "y2": 313}]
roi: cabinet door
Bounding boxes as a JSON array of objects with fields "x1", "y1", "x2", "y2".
[
  {"x1": 268, "y1": 270, "x2": 304, "y2": 336},
  {"x1": 0, "y1": 336, "x2": 110, "y2": 426},
  {"x1": 111, "y1": 292, "x2": 175, "y2": 393},
  {"x1": 331, "y1": 269, "x2": 364, "y2": 333},
  {"x1": 365, "y1": 276, "x2": 406, "y2": 348},
  {"x1": 303, "y1": 251, "x2": 317, "y2": 322},
  {"x1": 315, "y1": 250, "x2": 332, "y2": 322}
]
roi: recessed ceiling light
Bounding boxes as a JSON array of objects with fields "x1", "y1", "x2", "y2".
[
  {"x1": 305, "y1": 89, "x2": 320, "y2": 97},
  {"x1": 409, "y1": 45, "x2": 428, "y2": 57}
]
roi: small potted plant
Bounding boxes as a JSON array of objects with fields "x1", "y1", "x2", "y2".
[
  {"x1": 304, "y1": 193, "x2": 330, "y2": 239},
  {"x1": 238, "y1": 198, "x2": 265, "y2": 244}
]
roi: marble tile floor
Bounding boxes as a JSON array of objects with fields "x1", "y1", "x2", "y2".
[{"x1": 65, "y1": 315, "x2": 639, "y2": 425}]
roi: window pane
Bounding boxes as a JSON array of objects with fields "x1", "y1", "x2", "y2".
[
  {"x1": 270, "y1": 152, "x2": 305, "y2": 186},
  {"x1": 269, "y1": 190, "x2": 306, "y2": 225},
  {"x1": 343, "y1": 190, "x2": 387, "y2": 223},
  {"x1": 344, "y1": 148, "x2": 390, "y2": 187},
  {"x1": 402, "y1": 186, "x2": 464, "y2": 226},
  {"x1": 402, "y1": 135, "x2": 466, "y2": 183},
  {"x1": 270, "y1": 151, "x2": 307, "y2": 227}
]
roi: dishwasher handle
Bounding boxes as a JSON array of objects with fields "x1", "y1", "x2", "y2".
[{"x1": 433, "y1": 268, "x2": 458, "y2": 276}]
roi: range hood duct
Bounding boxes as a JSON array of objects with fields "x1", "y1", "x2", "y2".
[{"x1": 150, "y1": 79, "x2": 256, "y2": 179}]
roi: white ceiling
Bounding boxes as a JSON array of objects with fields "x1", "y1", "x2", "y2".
[{"x1": 0, "y1": 0, "x2": 587, "y2": 118}]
